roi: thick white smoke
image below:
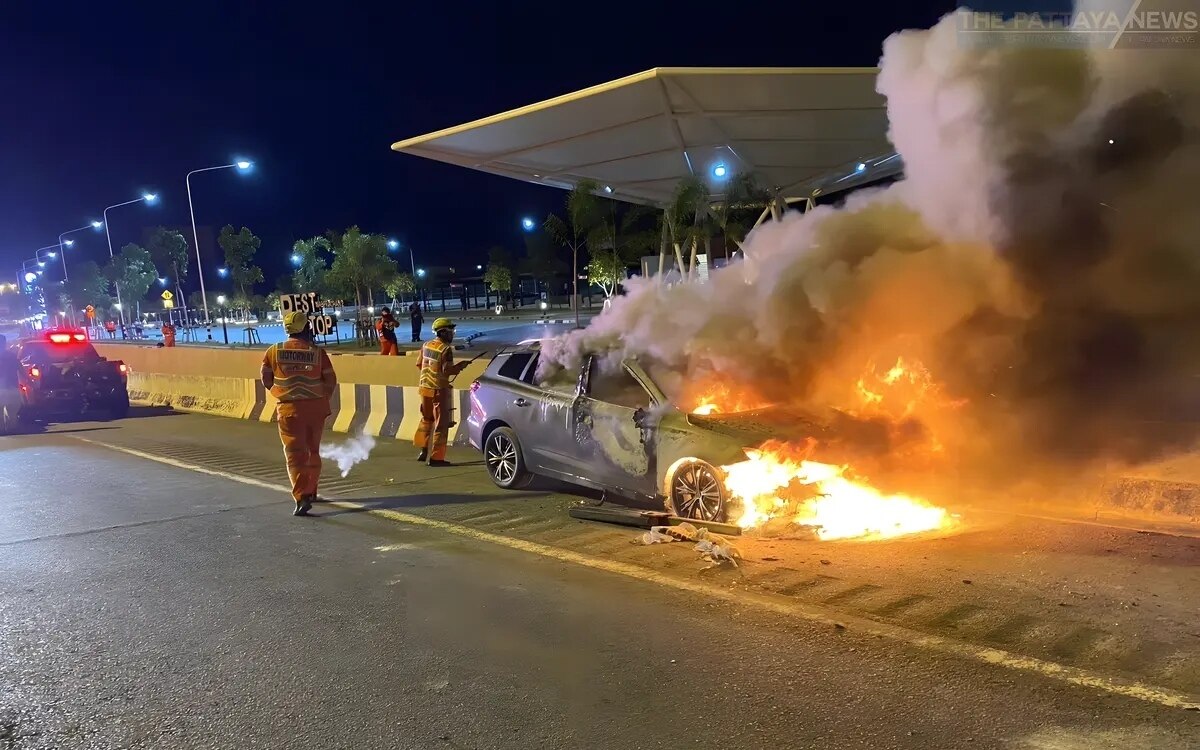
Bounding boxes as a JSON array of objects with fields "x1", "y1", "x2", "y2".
[
  {"x1": 320, "y1": 431, "x2": 377, "y2": 478},
  {"x1": 541, "y1": 5, "x2": 1200, "y2": 502}
]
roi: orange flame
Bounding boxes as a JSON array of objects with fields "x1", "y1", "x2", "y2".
[{"x1": 722, "y1": 447, "x2": 951, "y2": 540}]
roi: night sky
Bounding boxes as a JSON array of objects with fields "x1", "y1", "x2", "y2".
[{"x1": 0, "y1": 1, "x2": 952, "y2": 294}]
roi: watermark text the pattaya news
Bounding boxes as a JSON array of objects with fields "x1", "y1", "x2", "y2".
[{"x1": 957, "y1": 6, "x2": 1199, "y2": 48}]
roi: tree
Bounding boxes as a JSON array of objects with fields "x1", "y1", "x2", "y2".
[
  {"x1": 146, "y1": 227, "x2": 191, "y2": 321},
  {"x1": 711, "y1": 173, "x2": 768, "y2": 260},
  {"x1": 385, "y1": 273, "x2": 416, "y2": 302},
  {"x1": 218, "y1": 225, "x2": 264, "y2": 316},
  {"x1": 105, "y1": 244, "x2": 158, "y2": 313},
  {"x1": 585, "y1": 251, "x2": 625, "y2": 299},
  {"x1": 663, "y1": 176, "x2": 711, "y2": 280},
  {"x1": 483, "y1": 263, "x2": 513, "y2": 300},
  {"x1": 290, "y1": 236, "x2": 331, "y2": 295},
  {"x1": 325, "y1": 226, "x2": 396, "y2": 310},
  {"x1": 61, "y1": 261, "x2": 113, "y2": 316},
  {"x1": 544, "y1": 179, "x2": 605, "y2": 327},
  {"x1": 521, "y1": 228, "x2": 566, "y2": 300}
]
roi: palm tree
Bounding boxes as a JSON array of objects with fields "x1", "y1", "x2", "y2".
[
  {"x1": 663, "y1": 176, "x2": 710, "y2": 280},
  {"x1": 544, "y1": 179, "x2": 605, "y2": 328},
  {"x1": 711, "y1": 173, "x2": 769, "y2": 260}
]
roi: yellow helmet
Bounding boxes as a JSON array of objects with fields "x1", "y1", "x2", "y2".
[
  {"x1": 283, "y1": 310, "x2": 309, "y2": 334},
  {"x1": 432, "y1": 317, "x2": 456, "y2": 332}
]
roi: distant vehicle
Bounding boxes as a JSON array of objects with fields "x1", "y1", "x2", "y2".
[
  {"x1": 16, "y1": 330, "x2": 130, "y2": 423},
  {"x1": 466, "y1": 343, "x2": 831, "y2": 522}
]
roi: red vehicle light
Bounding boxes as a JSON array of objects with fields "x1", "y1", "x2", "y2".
[
  {"x1": 28, "y1": 366, "x2": 40, "y2": 379},
  {"x1": 46, "y1": 330, "x2": 86, "y2": 344},
  {"x1": 119, "y1": 363, "x2": 128, "y2": 374}
]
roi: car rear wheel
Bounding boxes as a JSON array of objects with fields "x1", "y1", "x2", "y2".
[
  {"x1": 484, "y1": 426, "x2": 532, "y2": 489},
  {"x1": 667, "y1": 459, "x2": 726, "y2": 522},
  {"x1": 109, "y1": 395, "x2": 130, "y2": 420}
]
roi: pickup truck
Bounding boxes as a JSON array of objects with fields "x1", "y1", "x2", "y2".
[{"x1": 17, "y1": 330, "x2": 130, "y2": 422}]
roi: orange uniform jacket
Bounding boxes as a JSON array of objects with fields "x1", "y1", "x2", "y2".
[{"x1": 263, "y1": 338, "x2": 337, "y2": 402}]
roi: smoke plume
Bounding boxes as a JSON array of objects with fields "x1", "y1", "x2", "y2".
[
  {"x1": 320, "y1": 431, "x2": 377, "y2": 478},
  {"x1": 540, "y1": 5, "x2": 1200, "y2": 504}
]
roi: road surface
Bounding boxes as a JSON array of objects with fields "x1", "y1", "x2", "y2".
[{"x1": 0, "y1": 412, "x2": 1196, "y2": 749}]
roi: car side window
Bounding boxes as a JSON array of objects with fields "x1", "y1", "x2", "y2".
[
  {"x1": 496, "y1": 352, "x2": 533, "y2": 381},
  {"x1": 588, "y1": 361, "x2": 650, "y2": 410},
  {"x1": 520, "y1": 354, "x2": 540, "y2": 385}
]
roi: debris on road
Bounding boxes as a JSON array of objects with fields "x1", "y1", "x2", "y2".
[
  {"x1": 569, "y1": 504, "x2": 668, "y2": 529},
  {"x1": 637, "y1": 522, "x2": 742, "y2": 567}
]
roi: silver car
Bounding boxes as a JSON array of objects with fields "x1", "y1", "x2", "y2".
[{"x1": 466, "y1": 343, "x2": 833, "y2": 522}]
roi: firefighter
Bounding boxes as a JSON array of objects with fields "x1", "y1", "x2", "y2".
[
  {"x1": 376, "y1": 306, "x2": 399, "y2": 356},
  {"x1": 261, "y1": 310, "x2": 338, "y2": 516},
  {"x1": 413, "y1": 317, "x2": 468, "y2": 465},
  {"x1": 161, "y1": 320, "x2": 176, "y2": 347}
]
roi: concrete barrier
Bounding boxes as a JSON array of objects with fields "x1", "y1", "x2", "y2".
[{"x1": 97, "y1": 343, "x2": 491, "y2": 444}]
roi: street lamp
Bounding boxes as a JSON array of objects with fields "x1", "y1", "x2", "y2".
[
  {"x1": 521, "y1": 217, "x2": 536, "y2": 231},
  {"x1": 290, "y1": 253, "x2": 301, "y2": 266},
  {"x1": 104, "y1": 194, "x2": 158, "y2": 325},
  {"x1": 416, "y1": 268, "x2": 426, "y2": 278},
  {"x1": 215, "y1": 294, "x2": 230, "y2": 344},
  {"x1": 186, "y1": 158, "x2": 253, "y2": 336},
  {"x1": 57, "y1": 221, "x2": 103, "y2": 281},
  {"x1": 217, "y1": 267, "x2": 228, "y2": 277}
]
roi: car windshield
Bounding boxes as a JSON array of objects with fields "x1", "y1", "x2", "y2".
[{"x1": 21, "y1": 341, "x2": 101, "y2": 364}]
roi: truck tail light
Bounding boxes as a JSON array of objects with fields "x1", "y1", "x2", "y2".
[
  {"x1": 28, "y1": 366, "x2": 40, "y2": 380},
  {"x1": 119, "y1": 363, "x2": 129, "y2": 375}
]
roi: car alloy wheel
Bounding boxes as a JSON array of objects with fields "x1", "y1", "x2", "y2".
[
  {"x1": 669, "y1": 460, "x2": 725, "y2": 522},
  {"x1": 484, "y1": 426, "x2": 531, "y2": 489}
]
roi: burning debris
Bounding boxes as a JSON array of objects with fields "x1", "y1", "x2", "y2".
[{"x1": 540, "y1": 2, "x2": 1200, "y2": 534}]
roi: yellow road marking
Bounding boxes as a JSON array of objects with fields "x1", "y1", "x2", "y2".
[{"x1": 74, "y1": 436, "x2": 1200, "y2": 712}]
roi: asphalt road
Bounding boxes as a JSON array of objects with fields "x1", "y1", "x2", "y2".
[{"x1": 1, "y1": 421, "x2": 1197, "y2": 748}]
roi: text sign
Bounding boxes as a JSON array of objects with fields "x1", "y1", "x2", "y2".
[
  {"x1": 279, "y1": 291, "x2": 336, "y2": 338},
  {"x1": 279, "y1": 292, "x2": 322, "y2": 315}
]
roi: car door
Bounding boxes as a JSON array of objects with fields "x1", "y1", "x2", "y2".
[
  {"x1": 569, "y1": 356, "x2": 659, "y2": 499},
  {"x1": 500, "y1": 352, "x2": 582, "y2": 478}
]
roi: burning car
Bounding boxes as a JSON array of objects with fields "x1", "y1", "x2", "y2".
[{"x1": 466, "y1": 343, "x2": 951, "y2": 539}]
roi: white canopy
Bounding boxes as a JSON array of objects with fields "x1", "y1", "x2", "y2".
[{"x1": 391, "y1": 67, "x2": 890, "y2": 206}]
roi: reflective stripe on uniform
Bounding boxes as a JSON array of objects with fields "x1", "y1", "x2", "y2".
[
  {"x1": 418, "y1": 339, "x2": 451, "y2": 392},
  {"x1": 266, "y1": 339, "x2": 329, "y2": 402}
]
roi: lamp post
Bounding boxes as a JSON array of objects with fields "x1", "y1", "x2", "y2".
[
  {"x1": 186, "y1": 160, "x2": 252, "y2": 338},
  {"x1": 104, "y1": 194, "x2": 157, "y2": 326},
  {"x1": 57, "y1": 221, "x2": 103, "y2": 282},
  {"x1": 216, "y1": 294, "x2": 229, "y2": 345}
]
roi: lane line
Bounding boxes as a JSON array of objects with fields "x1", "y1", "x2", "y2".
[{"x1": 72, "y1": 436, "x2": 1200, "y2": 712}]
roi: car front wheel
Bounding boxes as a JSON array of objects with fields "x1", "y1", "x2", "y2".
[
  {"x1": 484, "y1": 426, "x2": 533, "y2": 489},
  {"x1": 667, "y1": 459, "x2": 727, "y2": 522}
]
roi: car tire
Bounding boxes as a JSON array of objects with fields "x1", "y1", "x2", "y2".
[
  {"x1": 666, "y1": 459, "x2": 727, "y2": 523},
  {"x1": 109, "y1": 395, "x2": 131, "y2": 420},
  {"x1": 484, "y1": 426, "x2": 533, "y2": 489}
]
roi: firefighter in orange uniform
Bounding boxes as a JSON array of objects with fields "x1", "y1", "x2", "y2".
[
  {"x1": 376, "y1": 306, "x2": 399, "y2": 356},
  {"x1": 261, "y1": 310, "x2": 338, "y2": 515},
  {"x1": 161, "y1": 321, "x2": 176, "y2": 347},
  {"x1": 414, "y1": 317, "x2": 468, "y2": 466}
]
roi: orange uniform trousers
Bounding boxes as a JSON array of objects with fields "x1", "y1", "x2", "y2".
[
  {"x1": 277, "y1": 398, "x2": 330, "y2": 501},
  {"x1": 163, "y1": 334, "x2": 176, "y2": 347},
  {"x1": 379, "y1": 337, "x2": 398, "y2": 356},
  {"x1": 413, "y1": 388, "x2": 452, "y2": 461}
]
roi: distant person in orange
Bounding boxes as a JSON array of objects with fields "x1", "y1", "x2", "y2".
[
  {"x1": 376, "y1": 306, "x2": 399, "y2": 356},
  {"x1": 413, "y1": 317, "x2": 468, "y2": 465},
  {"x1": 261, "y1": 310, "x2": 338, "y2": 516},
  {"x1": 104, "y1": 320, "x2": 117, "y2": 339},
  {"x1": 161, "y1": 321, "x2": 176, "y2": 347}
]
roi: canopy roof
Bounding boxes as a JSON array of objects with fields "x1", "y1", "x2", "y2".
[{"x1": 391, "y1": 67, "x2": 891, "y2": 206}]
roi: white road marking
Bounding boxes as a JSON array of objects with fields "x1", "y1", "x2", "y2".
[{"x1": 74, "y1": 436, "x2": 1200, "y2": 712}]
